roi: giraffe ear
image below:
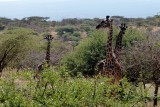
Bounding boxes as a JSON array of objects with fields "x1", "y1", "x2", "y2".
[{"x1": 96, "y1": 24, "x2": 101, "y2": 29}]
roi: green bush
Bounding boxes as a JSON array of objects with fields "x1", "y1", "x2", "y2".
[
  {"x1": 123, "y1": 27, "x2": 147, "y2": 48},
  {"x1": 0, "y1": 28, "x2": 39, "y2": 70},
  {"x1": 80, "y1": 24, "x2": 91, "y2": 32},
  {"x1": 72, "y1": 32, "x2": 81, "y2": 37},
  {"x1": 56, "y1": 26, "x2": 77, "y2": 37},
  {"x1": 4, "y1": 27, "x2": 38, "y2": 36},
  {"x1": 0, "y1": 67, "x2": 148, "y2": 107},
  {"x1": 61, "y1": 27, "x2": 147, "y2": 75},
  {"x1": 61, "y1": 30, "x2": 107, "y2": 75}
]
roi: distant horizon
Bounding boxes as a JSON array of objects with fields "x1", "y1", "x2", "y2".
[
  {"x1": 0, "y1": 0, "x2": 160, "y2": 21},
  {"x1": 0, "y1": 14, "x2": 159, "y2": 21}
]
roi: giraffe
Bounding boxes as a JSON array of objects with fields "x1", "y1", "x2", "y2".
[
  {"x1": 38, "y1": 34, "x2": 53, "y2": 69},
  {"x1": 96, "y1": 24, "x2": 127, "y2": 67},
  {"x1": 96, "y1": 16, "x2": 112, "y2": 75},
  {"x1": 96, "y1": 16, "x2": 124, "y2": 83},
  {"x1": 114, "y1": 24, "x2": 127, "y2": 61},
  {"x1": 34, "y1": 34, "x2": 54, "y2": 79},
  {"x1": 44, "y1": 34, "x2": 54, "y2": 67},
  {"x1": 97, "y1": 24, "x2": 128, "y2": 78}
]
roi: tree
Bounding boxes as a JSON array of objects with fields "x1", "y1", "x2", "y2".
[
  {"x1": 80, "y1": 24, "x2": 91, "y2": 32},
  {"x1": 124, "y1": 33, "x2": 160, "y2": 106},
  {"x1": 61, "y1": 31, "x2": 107, "y2": 75},
  {"x1": 0, "y1": 36, "x2": 25, "y2": 76},
  {"x1": 0, "y1": 17, "x2": 12, "y2": 25},
  {"x1": 0, "y1": 28, "x2": 37, "y2": 76},
  {"x1": 56, "y1": 26, "x2": 76, "y2": 37},
  {"x1": 61, "y1": 27, "x2": 146, "y2": 75},
  {"x1": 60, "y1": 18, "x2": 82, "y2": 25}
]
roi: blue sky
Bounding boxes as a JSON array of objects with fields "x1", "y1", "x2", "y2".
[{"x1": 0, "y1": 0, "x2": 160, "y2": 20}]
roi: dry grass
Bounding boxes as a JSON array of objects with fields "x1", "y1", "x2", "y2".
[
  {"x1": 1, "y1": 68, "x2": 17, "y2": 78},
  {"x1": 1, "y1": 68, "x2": 31, "y2": 87},
  {"x1": 145, "y1": 84, "x2": 160, "y2": 107},
  {"x1": 146, "y1": 84, "x2": 160, "y2": 95},
  {"x1": 51, "y1": 31, "x2": 58, "y2": 39},
  {"x1": 147, "y1": 101, "x2": 160, "y2": 107}
]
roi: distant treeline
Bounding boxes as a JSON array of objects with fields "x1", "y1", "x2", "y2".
[{"x1": 0, "y1": 15, "x2": 160, "y2": 30}]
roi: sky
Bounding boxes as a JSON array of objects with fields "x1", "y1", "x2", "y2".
[{"x1": 0, "y1": 0, "x2": 160, "y2": 20}]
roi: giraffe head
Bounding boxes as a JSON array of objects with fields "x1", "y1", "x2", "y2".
[
  {"x1": 96, "y1": 16, "x2": 112, "y2": 29},
  {"x1": 119, "y1": 23, "x2": 127, "y2": 34},
  {"x1": 44, "y1": 34, "x2": 54, "y2": 42}
]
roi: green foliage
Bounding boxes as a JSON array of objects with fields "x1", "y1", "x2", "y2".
[
  {"x1": 80, "y1": 24, "x2": 91, "y2": 32},
  {"x1": 60, "y1": 18, "x2": 82, "y2": 25},
  {"x1": 0, "y1": 28, "x2": 38, "y2": 43},
  {"x1": 72, "y1": 32, "x2": 81, "y2": 37},
  {"x1": 123, "y1": 27, "x2": 147, "y2": 47},
  {"x1": 124, "y1": 33, "x2": 160, "y2": 85},
  {"x1": 56, "y1": 26, "x2": 77, "y2": 37},
  {"x1": 68, "y1": 35, "x2": 80, "y2": 42},
  {"x1": 0, "y1": 68, "x2": 149, "y2": 107},
  {"x1": 0, "y1": 28, "x2": 38, "y2": 69},
  {"x1": 0, "y1": 17, "x2": 12, "y2": 25},
  {"x1": 61, "y1": 31, "x2": 107, "y2": 75},
  {"x1": 23, "y1": 16, "x2": 49, "y2": 22},
  {"x1": 4, "y1": 27, "x2": 38, "y2": 36},
  {"x1": 55, "y1": 25, "x2": 81, "y2": 42},
  {"x1": 61, "y1": 27, "x2": 147, "y2": 75}
]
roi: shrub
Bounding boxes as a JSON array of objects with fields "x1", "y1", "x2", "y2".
[
  {"x1": 0, "y1": 68, "x2": 148, "y2": 107},
  {"x1": 0, "y1": 28, "x2": 37, "y2": 75},
  {"x1": 56, "y1": 26, "x2": 77, "y2": 37},
  {"x1": 61, "y1": 27, "x2": 147, "y2": 75}
]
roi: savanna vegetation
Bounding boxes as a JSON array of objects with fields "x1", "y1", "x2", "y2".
[{"x1": 0, "y1": 15, "x2": 160, "y2": 107}]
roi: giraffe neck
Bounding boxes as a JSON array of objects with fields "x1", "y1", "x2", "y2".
[
  {"x1": 106, "y1": 21, "x2": 113, "y2": 59},
  {"x1": 114, "y1": 31, "x2": 124, "y2": 60},
  {"x1": 45, "y1": 40, "x2": 51, "y2": 67}
]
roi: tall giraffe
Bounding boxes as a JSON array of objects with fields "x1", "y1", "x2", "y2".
[
  {"x1": 34, "y1": 34, "x2": 53, "y2": 79},
  {"x1": 44, "y1": 34, "x2": 54, "y2": 67},
  {"x1": 97, "y1": 24, "x2": 127, "y2": 65},
  {"x1": 114, "y1": 24, "x2": 127, "y2": 61},
  {"x1": 96, "y1": 16, "x2": 123, "y2": 83},
  {"x1": 96, "y1": 16, "x2": 112, "y2": 74}
]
